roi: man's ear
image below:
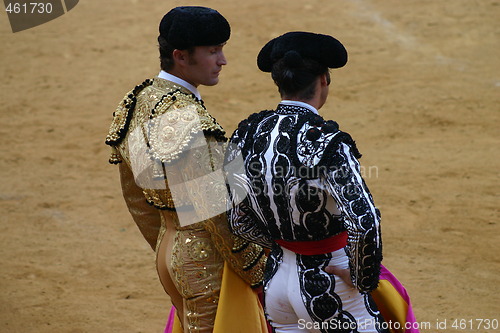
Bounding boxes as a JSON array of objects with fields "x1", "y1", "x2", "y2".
[
  {"x1": 172, "y1": 49, "x2": 188, "y2": 66},
  {"x1": 319, "y1": 73, "x2": 329, "y2": 87}
]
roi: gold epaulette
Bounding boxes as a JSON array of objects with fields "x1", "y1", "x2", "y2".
[
  {"x1": 105, "y1": 79, "x2": 154, "y2": 163},
  {"x1": 147, "y1": 90, "x2": 226, "y2": 164}
]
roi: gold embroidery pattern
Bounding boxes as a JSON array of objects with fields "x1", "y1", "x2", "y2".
[
  {"x1": 171, "y1": 229, "x2": 223, "y2": 332},
  {"x1": 204, "y1": 216, "x2": 266, "y2": 288},
  {"x1": 188, "y1": 238, "x2": 214, "y2": 262},
  {"x1": 105, "y1": 79, "x2": 153, "y2": 149},
  {"x1": 171, "y1": 231, "x2": 190, "y2": 298},
  {"x1": 147, "y1": 90, "x2": 225, "y2": 164},
  {"x1": 143, "y1": 188, "x2": 176, "y2": 210},
  {"x1": 107, "y1": 78, "x2": 227, "y2": 212},
  {"x1": 232, "y1": 236, "x2": 249, "y2": 252}
]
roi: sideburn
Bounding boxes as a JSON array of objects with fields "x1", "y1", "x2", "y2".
[{"x1": 187, "y1": 48, "x2": 198, "y2": 65}]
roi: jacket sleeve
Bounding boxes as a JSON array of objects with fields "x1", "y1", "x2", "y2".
[
  {"x1": 226, "y1": 181, "x2": 275, "y2": 249},
  {"x1": 173, "y1": 134, "x2": 266, "y2": 287},
  {"x1": 323, "y1": 142, "x2": 382, "y2": 292},
  {"x1": 118, "y1": 159, "x2": 162, "y2": 251},
  {"x1": 224, "y1": 132, "x2": 275, "y2": 249}
]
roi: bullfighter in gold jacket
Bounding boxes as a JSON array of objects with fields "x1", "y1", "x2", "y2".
[{"x1": 105, "y1": 6, "x2": 266, "y2": 333}]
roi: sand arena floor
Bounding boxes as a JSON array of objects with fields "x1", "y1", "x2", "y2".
[{"x1": 0, "y1": 1, "x2": 498, "y2": 332}]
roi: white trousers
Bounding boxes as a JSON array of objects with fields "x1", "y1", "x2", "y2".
[{"x1": 265, "y1": 247, "x2": 379, "y2": 333}]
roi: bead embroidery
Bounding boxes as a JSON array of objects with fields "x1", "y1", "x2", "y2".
[
  {"x1": 105, "y1": 79, "x2": 153, "y2": 148},
  {"x1": 147, "y1": 90, "x2": 226, "y2": 164},
  {"x1": 188, "y1": 238, "x2": 214, "y2": 262}
]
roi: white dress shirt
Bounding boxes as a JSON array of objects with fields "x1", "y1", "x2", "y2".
[{"x1": 158, "y1": 70, "x2": 202, "y2": 100}]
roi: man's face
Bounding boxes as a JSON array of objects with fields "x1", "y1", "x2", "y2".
[{"x1": 183, "y1": 44, "x2": 227, "y2": 87}]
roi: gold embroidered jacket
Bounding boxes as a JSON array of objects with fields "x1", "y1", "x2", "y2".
[{"x1": 106, "y1": 77, "x2": 265, "y2": 287}]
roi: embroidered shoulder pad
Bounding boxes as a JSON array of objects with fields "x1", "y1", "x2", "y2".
[
  {"x1": 296, "y1": 121, "x2": 342, "y2": 168},
  {"x1": 225, "y1": 110, "x2": 275, "y2": 167},
  {"x1": 105, "y1": 79, "x2": 153, "y2": 146},
  {"x1": 292, "y1": 114, "x2": 361, "y2": 176},
  {"x1": 147, "y1": 90, "x2": 226, "y2": 164}
]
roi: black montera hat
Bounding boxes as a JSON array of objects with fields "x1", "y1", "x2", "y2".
[
  {"x1": 159, "y1": 6, "x2": 230, "y2": 50},
  {"x1": 257, "y1": 31, "x2": 348, "y2": 72}
]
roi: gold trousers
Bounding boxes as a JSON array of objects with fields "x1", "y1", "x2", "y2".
[{"x1": 157, "y1": 210, "x2": 223, "y2": 333}]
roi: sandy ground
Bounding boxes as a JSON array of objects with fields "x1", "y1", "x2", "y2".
[{"x1": 0, "y1": 0, "x2": 499, "y2": 332}]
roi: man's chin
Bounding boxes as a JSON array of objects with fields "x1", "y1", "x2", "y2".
[{"x1": 203, "y1": 78, "x2": 219, "y2": 87}]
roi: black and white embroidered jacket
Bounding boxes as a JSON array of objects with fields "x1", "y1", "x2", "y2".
[{"x1": 224, "y1": 102, "x2": 382, "y2": 292}]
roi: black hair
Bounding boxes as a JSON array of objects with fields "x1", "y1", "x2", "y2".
[
  {"x1": 158, "y1": 35, "x2": 195, "y2": 71},
  {"x1": 271, "y1": 50, "x2": 329, "y2": 100}
]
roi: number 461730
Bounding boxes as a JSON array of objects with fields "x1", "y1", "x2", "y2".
[
  {"x1": 451, "y1": 318, "x2": 499, "y2": 330},
  {"x1": 5, "y1": 2, "x2": 53, "y2": 14}
]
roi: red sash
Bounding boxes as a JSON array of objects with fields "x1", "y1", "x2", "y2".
[{"x1": 275, "y1": 231, "x2": 348, "y2": 255}]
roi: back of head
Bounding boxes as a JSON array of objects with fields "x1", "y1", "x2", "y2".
[
  {"x1": 158, "y1": 6, "x2": 230, "y2": 70},
  {"x1": 271, "y1": 51, "x2": 328, "y2": 100},
  {"x1": 257, "y1": 32, "x2": 348, "y2": 99}
]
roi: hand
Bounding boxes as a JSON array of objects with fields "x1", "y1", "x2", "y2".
[{"x1": 324, "y1": 266, "x2": 354, "y2": 288}]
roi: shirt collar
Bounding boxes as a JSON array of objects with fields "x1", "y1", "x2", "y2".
[
  {"x1": 158, "y1": 70, "x2": 202, "y2": 100},
  {"x1": 279, "y1": 100, "x2": 319, "y2": 115}
]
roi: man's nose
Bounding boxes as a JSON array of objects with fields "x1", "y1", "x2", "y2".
[{"x1": 218, "y1": 52, "x2": 227, "y2": 66}]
